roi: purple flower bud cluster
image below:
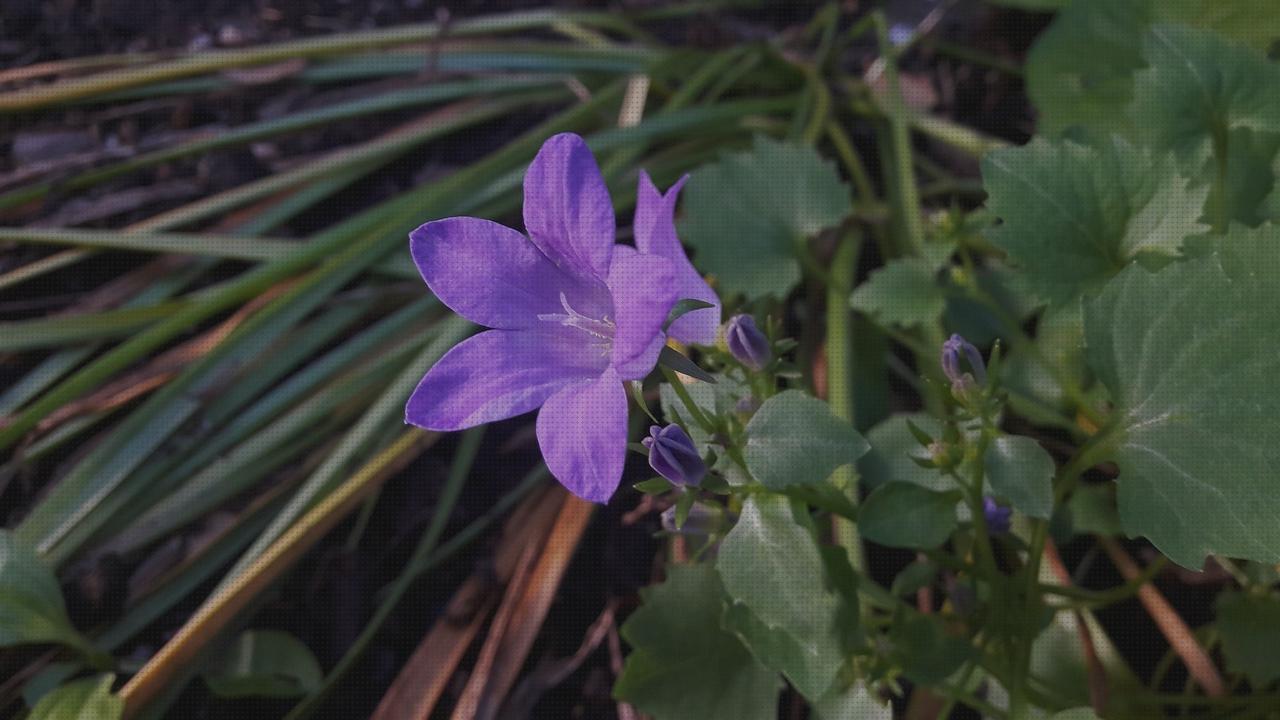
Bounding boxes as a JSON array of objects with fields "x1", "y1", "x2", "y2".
[
  {"x1": 725, "y1": 314, "x2": 771, "y2": 370},
  {"x1": 642, "y1": 424, "x2": 707, "y2": 487},
  {"x1": 983, "y1": 496, "x2": 1012, "y2": 535}
]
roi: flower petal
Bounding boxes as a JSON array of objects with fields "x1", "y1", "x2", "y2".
[
  {"x1": 607, "y1": 249, "x2": 677, "y2": 379},
  {"x1": 633, "y1": 171, "x2": 721, "y2": 345},
  {"x1": 536, "y1": 367, "x2": 627, "y2": 503},
  {"x1": 523, "y1": 133, "x2": 615, "y2": 281},
  {"x1": 405, "y1": 329, "x2": 603, "y2": 431},
  {"x1": 411, "y1": 217, "x2": 605, "y2": 331}
]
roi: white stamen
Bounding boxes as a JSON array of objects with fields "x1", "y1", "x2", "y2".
[{"x1": 538, "y1": 292, "x2": 615, "y2": 344}]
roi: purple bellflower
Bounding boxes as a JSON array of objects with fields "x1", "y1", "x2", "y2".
[
  {"x1": 642, "y1": 424, "x2": 707, "y2": 487},
  {"x1": 404, "y1": 133, "x2": 719, "y2": 503},
  {"x1": 983, "y1": 496, "x2": 1012, "y2": 535}
]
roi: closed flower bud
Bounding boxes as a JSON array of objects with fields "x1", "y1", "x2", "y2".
[
  {"x1": 941, "y1": 333, "x2": 986, "y2": 386},
  {"x1": 725, "y1": 314, "x2": 771, "y2": 371},
  {"x1": 983, "y1": 496, "x2": 1012, "y2": 535},
  {"x1": 642, "y1": 424, "x2": 707, "y2": 486}
]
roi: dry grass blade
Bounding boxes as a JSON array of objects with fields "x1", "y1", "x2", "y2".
[
  {"x1": 451, "y1": 494, "x2": 595, "y2": 720},
  {"x1": 369, "y1": 484, "x2": 565, "y2": 720},
  {"x1": 31, "y1": 280, "x2": 293, "y2": 435},
  {"x1": 1045, "y1": 539, "x2": 1109, "y2": 714},
  {"x1": 118, "y1": 429, "x2": 437, "y2": 717},
  {"x1": 1098, "y1": 537, "x2": 1226, "y2": 698}
]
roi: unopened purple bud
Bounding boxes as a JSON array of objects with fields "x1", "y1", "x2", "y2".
[
  {"x1": 642, "y1": 424, "x2": 707, "y2": 487},
  {"x1": 941, "y1": 334, "x2": 986, "y2": 385},
  {"x1": 725, "y1": 315, "x2": 771, "y2": 370},
  {"x1": 983, "y1": 496, "x2": 1011, "y2": 535}
]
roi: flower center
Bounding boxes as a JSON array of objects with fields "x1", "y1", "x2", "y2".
[{"x1": 538, "y1": 292, "x2": 615, "y2": 356}]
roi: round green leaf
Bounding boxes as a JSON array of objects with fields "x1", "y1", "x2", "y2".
[
  {"x1": 984, "y1": 435, "x2": 1056, "y2": 519},
  {"x1": 1216, "y1": 591, "x2": 1280, "y2": 685},
  {"x1": 615, "y1": 565, "x2": 780, "y2": 720},
  {"x1": 203, "y1": 629, "x2": 323, "y2": 699},
  {"x1": 680, "y1": 136, "x2": 851, "y2": 301},
  {"x1": 858, "y1": 483, "x2": 959, "y2": 549},
  {"x1": 717, "y1": 495, "x2": 845, "y2": 700},
  {"x1": 28, "y1": 675, "x2": 122, "y2": 720},
  {"x1": 1084, "y1": 233, "x2": 1280, "y2": 566},
  {"x1": 0, "y1": 530, "x2": 88, "y2": 652},
  {"x1": 743, "y1": 391, "x2": 868, "y2": 491},
  {"x1": 850, "y1": 258, "x2": 945, "y2": 329}
]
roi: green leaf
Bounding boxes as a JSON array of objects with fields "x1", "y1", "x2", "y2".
[
  {"x1": 1084, "y1": 232, "x2": 1280, "y2": 566},
  {"x1": 743, "y1": 391, "x2": 868, "y2": 490},
  {"x1": 202, "y1": 629, "x2": 323, "y2": 699},
  {"x1": 664, "y1": 298, "x2": 716, "y2": 332},
  {"x1": 858, "y1": 413, "x2": 955, "y2": 492},
  {"x1": 657, "y1": 345, "x2": 717, "y2": 384},
  {"x1": 984, "y1": 436, "x2": 1056, "y2": 520},
  {"x1": 1201, "y1": 129, "x2": 1280, "y2": 229},
  {"x1": 982, "y1": 136, "x2": 1209, "y2": 303},
  {"x1": 1049, "y1": 710, "x2": 1104, "y2": 720},
  {"x1": 1157, "y1": 0, "x2": 1280, "y2": 51},
  {"x1": 1025, "y1": 1, "x2": 1280, "y2": 137},
  {"x1": 1216, "y1": 591, "x2": 1280, "y2": 685},
  {"x1": 1130, "y1": 24, "x2": 1280, "y2": 159},
  {"x1": 812, "y1": 682, "x2": 892, "y2": 720},
  {"x1": 633, "y1": 477, "x2": 674, "y2": 495},
  {"x1": 1065, "y1": 484, "x2": 1122, "y2": 537},
  {"x1": 850, "y1": 258, "x2": 946, "y2": 329},
  {"x1": 681, "y1": 136, "x2": 851, "y2": 300},
  {"x1": 1025, "y1": 0, "x2": 1152, "y2": 136},
  {"x1": 615, "y1": 565, "x2": 780, "y2": 720},
  {"x1": 891, "y1": 561, "x2": 939, "y2": 598},
  {"x1": 0, "y1": 530, "x2": 88, "y2": 652},
  {"x1": 888, "y1": 614, "x2": 975, "y2": 685},
  {"x1": 28, "y1": 675, "x2": 122, "y2": 720},
  {"x1": 858, "y1": 483, "x2": 959, "y2": 549},
  {"x1": 717, "y1": 495, "x2": 845, "y2": 700}
]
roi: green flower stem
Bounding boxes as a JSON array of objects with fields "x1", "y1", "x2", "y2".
[
  {"x1": 659, "y1": 366, "x2": 714, "y2": 434},
  {"x1": 1009, "y1": 429, "x2": 1117, "y2": 718},
  {"x1": 826, "y1": 231, "x2": 868, "y2": 577},
  {"x1": 869, "y1": 12, "x2": 950, "y2": 418},
  {"x1": 1038, "y1": 556, "x2": 1169, "y2": 609}
]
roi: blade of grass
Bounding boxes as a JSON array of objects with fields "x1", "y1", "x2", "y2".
[
  {"x1": 0, "y1": 90, "x2": 560, "y2": 292},
  {"x1": 0, "y1": 8, "x2": 649, "y2": 111},
  {"x1": 218, "y1": 315, "x2": 471, "y2": 582},
  {"x1": 0, "y1": 76, "x2": 560, "y2": 211},
  {"x1": 281, "y1": 425, "x2": 483, "y2": 717},
  {"x1": 0, "y1": 227, "x2": 420, "y2": 277},
  {"x1": 102, "y1": 334, "x2": 426, "y2": 556},
  {"x1": 365, "y1": 475, "x2": 557, "y2": 720},
  {"x1": 117, "y1": 428, "x2": 432, "y2": 717},
  {"x1": 14, "y1": 213, "x2": 402, "y2": 562}
]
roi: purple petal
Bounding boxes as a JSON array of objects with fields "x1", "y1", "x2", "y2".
[
  {"x1": 633, "y1": 171, "x2": 720, "y2": 345},
  {"x1": 523, "y1": 133, "x2": 615, "y2": 282},
  {"x1": 410, "y1": 217, "x2": 602, "y2": 331},
  {"x1": 607, "y1": 249, "x2": 677, "y2": 380},
  {"x1": 405, "y1": 329, "x2": 603, "y2": 431},
  {"x1": 536, "y1": 367, "x2": 627, "y2": 503}
]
